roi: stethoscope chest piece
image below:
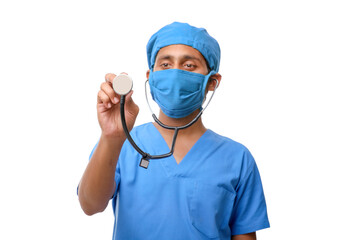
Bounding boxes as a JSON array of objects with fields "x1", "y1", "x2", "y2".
[{"x1": 113, "y1": 74, "x2": 133, "y2": 95}]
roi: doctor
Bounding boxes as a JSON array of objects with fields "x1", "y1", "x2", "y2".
[{"x1": 78, "y1": 22, "x2": 269, "y2": 240}]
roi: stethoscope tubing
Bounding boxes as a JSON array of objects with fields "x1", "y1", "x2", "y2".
[
  {"x1": 120, "y1": 79, "x2": 219, "y2": 161},
  {"x1": 120, "y1": 95, "x2": 180, "y2": 160}
]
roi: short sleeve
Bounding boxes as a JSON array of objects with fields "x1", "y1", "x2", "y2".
[
  {"x1": 112, "y1": 158, "x2": 121, "y2": 198},
  {"x1": 230, "y1": 152, "x2": 270, "y2": 235}
]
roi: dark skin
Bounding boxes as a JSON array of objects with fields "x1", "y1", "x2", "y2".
[{"x1": 78, "y1": 44, "x2": 256, "y2": 240}]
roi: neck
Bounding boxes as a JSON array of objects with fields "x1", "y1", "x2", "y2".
[{"x1": 154, "y1": 110, "x2": 207, "y2": 136}]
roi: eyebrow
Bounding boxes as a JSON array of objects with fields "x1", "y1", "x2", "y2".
[{"x1": 156, "y1": 54, "x2": 203, "y2": 63}]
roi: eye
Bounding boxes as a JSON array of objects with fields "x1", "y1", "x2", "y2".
[
  {"x1": 160, "y1": 63, "x2": 170, "y2": 69},
  {"x1": 184, "y1": 63, "x2": 196, "y2": 69}
]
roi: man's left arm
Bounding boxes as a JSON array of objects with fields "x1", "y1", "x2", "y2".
[
  {"x1": 230, "y1": 150, "x2": 270, "y2": 236},
  {"x1": 232, "y1": 232, "x2": 256, "y2": 240}
]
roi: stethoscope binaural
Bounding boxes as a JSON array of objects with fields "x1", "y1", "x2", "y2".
[{"x1": 112, "y1": 74, "x2": 218, "y2": 169}]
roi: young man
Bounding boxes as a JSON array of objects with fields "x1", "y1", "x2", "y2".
[{"x1": 78, "y1": 22, "x2": 270, "y2": 240}]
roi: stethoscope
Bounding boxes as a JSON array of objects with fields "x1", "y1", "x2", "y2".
[{"x1": 112, "y1": 74, "x2": 218, "y2": 169}]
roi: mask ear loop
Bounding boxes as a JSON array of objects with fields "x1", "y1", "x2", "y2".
[{"x1": 200, "y1": 78, "x2": 219, "y2": 115}]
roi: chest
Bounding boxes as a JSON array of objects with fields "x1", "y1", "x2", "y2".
[
  {"x1": 117, "y1": 160, "x2": 237, "y2": 240},
  {"x1": 170, "y1": 137, "x2": 197, "y2": 164},
  {"x1": 161, "y1": 131, "x2": 205, "y2": 164}
]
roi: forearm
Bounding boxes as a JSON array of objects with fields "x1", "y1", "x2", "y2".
[
  {"x1": 78, "y1": 134, "x2": 125, "y2": 215},
  {"x1": 232, "y1": 232, "x2": 256, "y2": 240}
]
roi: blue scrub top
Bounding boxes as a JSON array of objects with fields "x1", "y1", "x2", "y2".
[{"x1": 90, "y1": 123, "x2": 269, "y2": 240}]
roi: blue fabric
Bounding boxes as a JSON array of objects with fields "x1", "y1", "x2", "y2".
[
  {"x1": 146, "y1": 22, "x2": 221, "y2": 72},
  {"x1": 89, "y1": 123, "x2": 269, "y2": 239},
  {"x1": 148, "y1": 68, "x2": 214, "y2": 118}
]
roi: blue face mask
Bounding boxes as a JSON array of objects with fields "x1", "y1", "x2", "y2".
[{"x1": 149, "y1": 69, "x2": 214, "y2": 118}]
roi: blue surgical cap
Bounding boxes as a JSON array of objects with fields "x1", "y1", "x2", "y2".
[{"x1": 146, "y1": 22, "x2": 221, "y2": 73}]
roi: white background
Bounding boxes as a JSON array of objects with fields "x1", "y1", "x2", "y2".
[{"x1": 0, "y1": 0, "x2": 359, "y2": 239}]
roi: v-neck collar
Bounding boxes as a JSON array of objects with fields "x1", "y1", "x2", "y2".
[{"x1": 149, "y1": 123, "x2": 210, "y2": 176}]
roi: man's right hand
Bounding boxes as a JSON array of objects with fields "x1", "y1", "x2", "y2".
[
  {"x1": 97, "y1": 73, "x2": 139, "y2": 139},
  {"x1": 78, "y1": 72, "x2": 139, "y2": 215}
]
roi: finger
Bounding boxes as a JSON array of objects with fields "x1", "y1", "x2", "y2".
[
  {"x1": 105, "y1": 72, "x2": 129, "y2": 83},
  {"x1": 124, "y1": 90, "x2": 139, "y2": 117},
  {"x1": 124, "y1": 90, "x2": 135, "y2": 105},
  {"x1": 105, "y1": 73, "x2": 116, "y2": 84},
  {"x1": 97, "y1": 90, "x2": 112, "y2": 108},
  {"x1": 123, "y1": 91, "x2": 136, "y2": 109},
  {"x1": 100, "y1": 82, "x2": 120, "y2": 104}
]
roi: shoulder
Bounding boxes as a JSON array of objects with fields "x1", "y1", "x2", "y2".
[
  {"x1": 131, "y1": 122, "x2": 154, "y2": 132},
  {"x1": 129, "y1": 122, "x2": 154, "y2": 138},
  {"x1": 207, "y1": 130, "x2": 253, "y2": 158},
  {"x1": 207, "y1": 130, "x2": 256, "y2": 177}
]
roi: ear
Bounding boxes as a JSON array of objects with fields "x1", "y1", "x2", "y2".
[
  {"x1": 207, "y1": 73, "x2": 222, "y2": 91},
  {"x1": 146, "y1": 70, "x2": 150, "y2": 79}
]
